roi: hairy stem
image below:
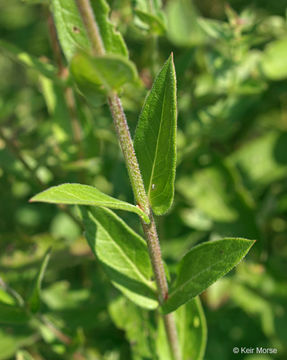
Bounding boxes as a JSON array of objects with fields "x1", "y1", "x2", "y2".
[{"x1": 75, "y1": 1, "x2": 181, "y2": 359}]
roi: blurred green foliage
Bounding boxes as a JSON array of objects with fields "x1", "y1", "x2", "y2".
[{"x1": 0, "y1": 0, "x2": 287, "y2": 359}]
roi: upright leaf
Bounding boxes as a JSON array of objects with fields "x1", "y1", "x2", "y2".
[
  {"x1": 80, "y1": 207, "x2": 158, "y2": 309},
  {"x1": 134, "y1": 55, "x2": 177, "y2": 215},
  {"x1": 30, "y1": 183, "x2": 150, "y2": 223},
  {"x1": 52, "y1": 0, "x2": 90, "y2": 61},
  {"x1": 163, "y1": 238, "x2": 255, "y2": 313},
  {"x1": 157, "y1": 297, "x2": 207, "y2": 360},
  {"x1": 91, "y1": 0, "x2": 128, "y2": 57},
  {"x1": 27, "y1": 248, "x2": 52, "y2": 313},
  {"x1": 52, "y1": 0, "x2": 127, "y2": 61}
]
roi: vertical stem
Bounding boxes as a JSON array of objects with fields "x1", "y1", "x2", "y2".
[
  {"x1": 75, "y1": 1, "x2": 181, "y2": 359},
  {"x1": 108, "y1": 94, "x2": 150, "y2": 216},
  {"x1": 76, "y1": 0, "x2": 105, "y2": 55}
]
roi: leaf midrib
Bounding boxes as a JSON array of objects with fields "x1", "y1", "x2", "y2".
[
  {"x1": 147, "y1": 68, "x2": 169, "y2": 198},
  {"x1": 168, "y1": 246, "x2": 247, "y2": 300},
  {"x1": 90, "y1": 212, "x2": 155, "y2": 291}
]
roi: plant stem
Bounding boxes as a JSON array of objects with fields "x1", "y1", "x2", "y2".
[
  {"x1": 75, "y1": 1, "x2": 181, "y2": 359},
  {"x1": 76, "y1": 0, "x2": 105, "y2": 56}
]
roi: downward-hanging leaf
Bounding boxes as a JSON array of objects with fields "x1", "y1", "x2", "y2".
[
  {"x1": 157, "y1": 297, "x2": 207, "y2": 360},
  {"x1": 70, "y1": 52, "x2": 137, "y2": 104},
  {"x1": 30, "y1": 183, "x2": 150, "y2": 223},
  {"x1": 134, "y1": 55, "x2": 177, "y2": 215},
  {"x1": 162, "y1": 238, "x2": 255, "y2": 313},
  {"x1": 51, "y1": 0, "x2": 127, "y2": 61},
  {"x1": 27, "y1": 248, "x2": 52, "y2": 313},
  {"x1": 80, "y1": 207, "x2": 158, "y2": 309}
]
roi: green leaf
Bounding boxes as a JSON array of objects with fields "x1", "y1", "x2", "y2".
[
  {"x1": 109, "y1": 296, "x2": 157, "y2": 359},
  {"x1": 91, "y1": 0, "x2": 128, "y2": 57},
  {"x1": 70, "y1": 52, "x2": 137, "y2": 103},
  {"x1": 134, "y1": 55, "x2": 177, "y2": 215},
  {"x1": 0, "y1": 329, "x2": 36, "y2": 360},
  {"x1": 135, "y1": 9, "x2": 166, "y2": 35},
  {"x1": 230, "y1": 131, "x2": 287, "y2": 192},
  {"x1": 261, "y1": 37, "x2": 287, "y2": 80},
  {"x1": 177, "y1": 297, "x2": 207, "y2": 360},
  {"x1": 0, "y1": 303, "x2": 29, "y2": 325},
  {"x1": 51, "y1": 0, "x2": 90, "y2": 61},
  {"x1": 166, "y1": 0, "x2": 206, "y2": 46},
  {"x1": 27, "y1": 248, "x2": 52, "y2": 314},
  {"x1": 80, "y1": 207, "x2": 158, "y2": 309},
  {"x1": 157, "y1": 297, "x2": 207, "y2": 360},
  {"x1": 177, "y1": 159, "x2": 259, "y2": 239},
  {"x1": 162, "y1": 238, "x2": 255, "y2": 313},
  {"x1": 30, "y1": 183, "x2": 150, "y2": 223},
  {"x1": 16, "y1": 350, "x2": 35, "y2": 360},
  {"x1": 51, "y1": 0, "x2": 127, "y2": 61},
  {"x1": 0, "y1": 40, "x2": 57, "y2": 80}
]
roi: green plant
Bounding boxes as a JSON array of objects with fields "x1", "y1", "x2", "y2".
[
  {"x1": 29, "y1": 1, "x2": 255, "y2": 359},
  {"x1": 2, "y1": 0, "x2": 287, "y2": 359}
]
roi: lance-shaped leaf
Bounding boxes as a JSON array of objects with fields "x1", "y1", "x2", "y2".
[
  {"x1": 27, "y1": 248, "x2": 52, "y2": 314},
  {"x1": 162, "y1": 238, "x2": 255, "y2": 313},
  {"x1": 30, "y1": 183, "x2": 150, "y2": 223},
  {"x1": 51, "y1": 0, "x2": 127, "y2": 61},
  {"x1": 134, "y1": 55, "x2": 177, "y2": 215},
  {"x1": 70, "y1": 52, "x2": 137, "y2": 104},
  {"x1": 157, "y1": 297, "x2": 207, "y2": 360},
  {"x1": 80, "y1": 207, "x2": 158, "y2": 309}
]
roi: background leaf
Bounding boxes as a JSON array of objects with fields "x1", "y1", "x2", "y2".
[
  {"x1": 0, "y1": 303, "x2": 30, "y2": 325},
  {"x1": 80, "y1": 207, "x2": 158, "y2": 309},
  {"x1": 134, "y1": 55, "x2": 177, "y2": 215},
  {"x1": 27, "y1": 248, "x2": 52, "y2": 313},
  {"x1": 30, "y1": 183, "x2": 150, "y2": 223},
  {"x1": 163, "y1": 238, "x2": 255, "y2": 313}
]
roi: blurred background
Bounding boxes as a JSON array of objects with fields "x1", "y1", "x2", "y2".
[{"x1": 0, "y1": 0, "x2": 287, "y2": 359}]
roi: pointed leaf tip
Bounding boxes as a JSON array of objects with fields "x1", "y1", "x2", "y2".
[
  {"x1": 134, "y1": 56, "x2": 177, "y2": 215},
  {"x1": 30, "y1": 183, "x2": 150, "y2": 223},
  {"x1": 162, "y1": 238, "x2": 255, "y2": 313}
]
